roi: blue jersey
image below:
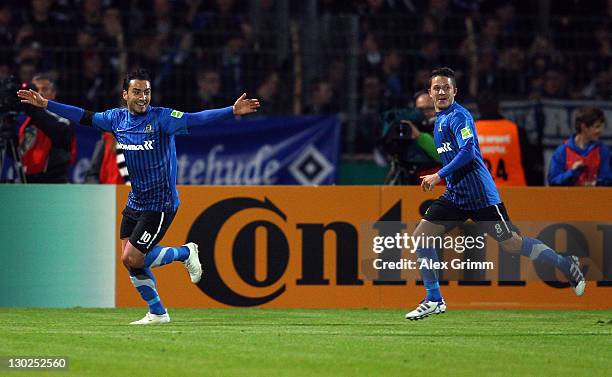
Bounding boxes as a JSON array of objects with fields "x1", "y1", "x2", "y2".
[
  {"x1": 92, "y1": 106, "x2": 188, "y2": 212},
  {"x1": 433, "y1": 102, "x2": 500, "y2": 210}
]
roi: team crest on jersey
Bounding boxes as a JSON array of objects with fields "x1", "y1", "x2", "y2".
[
  {"x1": 144, "y1": 123, "x2": 153, "y2": 133},
  {"x1": 170, "y1": 110, "x2": 184, "y2": 119},
  {"x1": 461, "y1": 126, "x2": 473, "y2": 140}
]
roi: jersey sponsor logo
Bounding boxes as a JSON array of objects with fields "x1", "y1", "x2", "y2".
[
  {"x1": 144, "y1": 123, "x2": 153, "y2": 133},
  {"x1": 170, "y1": 110, "x2": 184, "y2": 119},
  {"x1": 461, "y1": 126, "x2": 473, "y2": 140},
  {"x1": 436, "y1": 142, "x2": 452, "y2": 154},
  {"x1": 117, "y1": 140, "x2": 155, "y2": 151}
]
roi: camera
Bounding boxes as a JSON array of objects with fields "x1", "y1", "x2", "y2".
[
  {"x1": 379, "y1": 107, "x2": 432, "y2": 162},
  {"x1": 0, "y1": 76, "x2": 36, "y2": 136},
  {"x1": 0, "y1": 76, "x2": 33, "y2": 183},
  {"x1": 378, "y1": 108, "x2": 438, "y2": 185},
  {"x1": 0, "y1": 76, "x2": 31, "y2": 113}
]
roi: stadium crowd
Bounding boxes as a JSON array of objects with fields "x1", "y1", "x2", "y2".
[{"x1": 0, "y1": 0, "x2": 611, "y2": 184}]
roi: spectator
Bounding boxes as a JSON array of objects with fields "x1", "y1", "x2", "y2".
[
  {"x1": 419, "y1": 15, "x2": 439, "y2": 40},
  {"x1": 414, "y1": 90, "x2": 436, "y2": 127},
  {"x1": 153, "y1": 0, "x2": 175, "y2": 37},
  {"x1": 479, "y1": 17, "x2": 502, "y2": 52},
  {"x1": 255, "y1": 70, "x2": 284, "y2": 115},
  {"x1": 326, "y1": 57, "x2": 347, "y2": 110},
  {"x1": 360, "y1": 32, "x2": 384, "y2": 76},
  {"x1": 196, "y1": 0, "x2": 243, "y2": 50},
  {"x1": 381, "y1": 49, "x2": 405, "y2": 107},
  {"x1": 98, "y1": 7, "x2": 126, "y2": 86},
  {"x1": 18, "y1": 73, "x2": 75, "y2": 183},
  {"x1": 80, "y1": 0, "x2": 104, "y2": 32},
  {"x1": 526, "y1": 35, "x2": 564, "y2": 81},
  {"x1": 0, "y1": 4, "x2": 15, "y2": 68},
  {"x1": 581, "y1": 69, "x2": 612, "y2": 100},
  {"x1": 187, "y1": 68, "x2": 226, "y2": 111},
  {"x1": 495, "y1": 2, "x2": 520, "y2": 47},
  {"x1": 497, "y1": 47, "x2": 527, "y2": 97},
  {"x1": 219, "y1": 34, "x2": 253, "y2": 101},
  {"x1": 354, "y1": 74, "x2": 385, "y2": 153},
  {"x1": 541, "y1": 69, "x2": 569, "y2": 99},
  {"x1": 158, "y1": 31, "x2": 201, "y2": 109},
  {"x1": 303, "y1": 78, "x2": 338, "y2": 115},
  {"x1": 357, "y1": 0, "x2": 394, "y2": 40},
  {"x1": 26, "y1": 0, "x2": 71, "y2": 65},
  {"x1": 475, "y1": 91, "x2": 527, "y2": 186},
  {"x1": 18, "y1": 60, "x2": 38, "y2": 84},
  {"x1": 548, "y1": 106, "x2": 612, "y2": 186},
  {"x1": 77, "y1": 53, "x2": 116, "y2": 110}
]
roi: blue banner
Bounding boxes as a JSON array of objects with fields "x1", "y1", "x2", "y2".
[
  {"x1": 2, "y1": 115, "x2": 341, "y2": 185},
  {"x1": 173, "y1": 115, "x2": 340, "y2": 185}
]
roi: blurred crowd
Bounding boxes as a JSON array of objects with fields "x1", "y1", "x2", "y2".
[{"x1": 0, "y1": 0, "x2": 611, "y2": 154}]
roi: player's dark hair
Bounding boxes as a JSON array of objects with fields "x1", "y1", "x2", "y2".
[
  {"x1": 574, "y1": 107, "x2": 605, "y2": 133},
  {"x1": 429, "y1": 67, "x2": 456, "y2": 87},
  {"x1": 123, "y1": 68, "x2": 151, "y2": 91}
]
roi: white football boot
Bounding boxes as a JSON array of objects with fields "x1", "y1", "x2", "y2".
[
  {"x1": 405, "y1": 299, "x2": 447, "y2": 321},
  {"x1": 566, "y1": 256, "x2": 586, "y2": 296},
  {"x1": 130, "y1": 312, "x2": 171, "y2": 325},
  {"x1": 183, "y1": 242, "x2": 203, "y2": 283}
]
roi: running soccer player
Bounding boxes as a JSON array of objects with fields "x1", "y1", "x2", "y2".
[
  {"x1": 17, "y1": 69, "x2": 260, "y2": 325},
  {"x1": 405, "y1": 67, "x2": 586, "y2": 321}
]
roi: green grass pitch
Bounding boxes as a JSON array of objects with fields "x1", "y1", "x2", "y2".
[{"x1": 0, "y1": 308, "x2": 610, "y2": 376}]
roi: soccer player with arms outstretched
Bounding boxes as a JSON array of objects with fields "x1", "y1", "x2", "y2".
[
  {"x1": 18, "y1": 69, "x2": 260, "y2": 324},
  {"x1": 405, "y1": 67, "x2": 585, "y2": 320}
]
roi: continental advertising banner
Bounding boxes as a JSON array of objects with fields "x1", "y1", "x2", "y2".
[{"x1": 115, "y1": 186, "x2": 612, "y2": 309}]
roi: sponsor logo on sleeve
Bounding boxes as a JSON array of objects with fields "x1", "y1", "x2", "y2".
[
  {"x1": 461, "y1": 126, "x2": 473, "y2": 140},
  {"x1": 170, "y1": 110, "x2": 184, "y2": 119}
]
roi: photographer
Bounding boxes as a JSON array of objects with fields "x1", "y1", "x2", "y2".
[
  {"x1": 18, "y1": 74, "x2": 75, "y2": 183},
  {"x1": 379, "y1": 91, "x2": 441, "y2": 185}
]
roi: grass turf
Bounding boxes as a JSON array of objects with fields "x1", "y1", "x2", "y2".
[{"x1": 0, "y1": 308, "x2": 610, "y2": 377}]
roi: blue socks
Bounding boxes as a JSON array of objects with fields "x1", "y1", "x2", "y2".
[
  {"x1": 417, "y1": 248, "x2": 443, "y2": 302},
  {"x1": 520, "y1": 237, "x2": 571, "y2": 277},
  {"x1": 129, "y1": 268, "x2": 166, "y2": 315},
  {"x1": 144, "y1": 245, "x2": 189, "y2": 268},
  {"x1": 129, "y1": 245, "x2": 189, "y2": 315},
  {"x1": 416, "y1": 238, "x2": 572, "y2": 303}
]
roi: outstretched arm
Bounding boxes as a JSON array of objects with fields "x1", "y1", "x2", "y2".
[
  {"x1": 184, "y1": 93, "x2": 260, "y2": 127},
  {"x1": 17, "y1": 89, "x2": 89, "y2": 126}
]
